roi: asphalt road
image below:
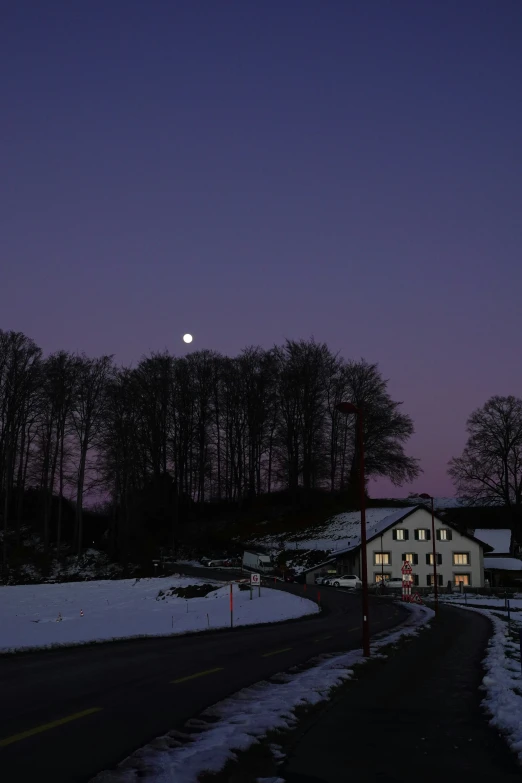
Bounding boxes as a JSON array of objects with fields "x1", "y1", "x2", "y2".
[{"x1": 0, "y1": 568, "x2": 408, "y2": 782}]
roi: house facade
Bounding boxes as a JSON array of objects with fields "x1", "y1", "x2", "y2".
[{"x1": 304, "y1": 506, "x2": 486, "y2": 587}]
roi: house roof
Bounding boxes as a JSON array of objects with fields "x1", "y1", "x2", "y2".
[
  {"x1": 365, "y1": 506, "x2": 490, "y2": 548},
  {"x1": 301, "y1": 505, "x2": 489, "y2": 573},
  {"x1": 484, "y1": 557, "x2": 522, "y2": 572},
  {"x1": 474, "y1": 529, "x2": 511, "y2": 554}
]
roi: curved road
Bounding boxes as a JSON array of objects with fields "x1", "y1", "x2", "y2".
[{"x1": 0, "y1": 569, "x2": 408, "y2": 782}]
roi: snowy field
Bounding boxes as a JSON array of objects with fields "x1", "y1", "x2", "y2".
[
  {"x1": 0, "y1": 576, "x2": 319, "y2": 653},
  {"x1": 92, "y1": 603, "x2": 434, "y2": 783}
]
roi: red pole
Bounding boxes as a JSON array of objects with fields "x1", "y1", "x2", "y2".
[
  {"x1": 431, "y1": 497, "x2": 439, "y2": 616},
  {"x1": 358, "y1": 411, "x2": 370, "y2": 657},
  {"x1": 230, "y1": 583, "x2": 233, "y2": 628}
]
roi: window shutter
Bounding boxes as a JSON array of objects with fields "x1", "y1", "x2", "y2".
[
  {"x1": 414, "y1": 554, "x2": 418, "y2": 566},
  {"x1": 438, "y1": 575, "x2": 443, "y2": 586},
  {"x1": 414, "y1": 529, "x2": 419, "y2": 541},
  {"x1": 426, "y1": 529, "x2": 431, "y2": 540},
  {"x1": 413, "y1": 575, "x2": 419, "y2": 586},
  {"x1": 392, "y1": 530, "x2": 397, "y2": 541},
  {"x1": 447, "y1": 529, "x2": 453, "y2": 541},
  {"x1": 404, "y1": 529, "x2": 409, "y2": 541},
  {"x1": 402, "y1": 553, "x2": 406, "y2": 562},
  {"x1": 436, "y1": 529, "x2": 441, "y2": 541},
  {"x1": 426, "y1": 553, "x2": 431, "y2": 565},
  {"x1": 437, "y1": 554, "x2": 442, "y2": 565},
  {"x1": 426, "y1": 575, "x2": 431, "y2": 586}
]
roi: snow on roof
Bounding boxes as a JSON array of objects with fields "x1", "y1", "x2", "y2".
[
  {"x1": 484, "y1": 557, "x2": 522, "y2": 571},
  {"x1": 475, "y1": 529, "x2": 511, "y2": 554}
]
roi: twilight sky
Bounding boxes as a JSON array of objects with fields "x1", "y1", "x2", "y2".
[{"x1": 3, "y1": 1, "x2": 522, "y2": 498}]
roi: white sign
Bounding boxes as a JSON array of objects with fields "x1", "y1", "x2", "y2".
[{"x1": 250, "y1": 573, "x2": 260, "y2": 586}]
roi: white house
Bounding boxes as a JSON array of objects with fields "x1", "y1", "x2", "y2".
[{"x1": 304, "y1": 505, "x2": 486, "y2": 587}]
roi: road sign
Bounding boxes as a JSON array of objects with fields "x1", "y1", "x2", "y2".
[
  {"x1": 250, "y1": 573, "x2": 260, "y2": 585},
  {"x1": 401, "y1": 560, "x2": 413, "y2": 575}
]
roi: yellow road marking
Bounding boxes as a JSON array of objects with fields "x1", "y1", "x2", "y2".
[
  {"x1": 262, "y1": 647, "x2": 293, "y2": 657},
  {"x1": 0, "y1": 707, "x2": 102, "y2": 748},
  {"x1": 171, "y1": 666, "x2": 223, "y2": 684}
]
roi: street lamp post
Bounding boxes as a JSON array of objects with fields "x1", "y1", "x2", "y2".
[
  {"x1": 419, "y1": 493, "x2": 439, "y2": 616},
  {"x1": 336, "y1": 401, "x2": 370, "y2": 657}
]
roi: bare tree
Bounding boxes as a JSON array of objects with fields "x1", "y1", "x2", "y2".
[
  {"x1": 274, "y1": 339, "x2": 334, "y2": 505},
  {"x1": 43, "y1": 352, "x2": 78, "y2": 556},
  {"x1": 1, "y1": 329, "x2": 423, "y2": 565},
  {"x1": 0, "y1": 331, "x2": 41, "y2": 568},
  {"x1": 342, "y1": 359, "x2": 421, "y2": 490},
  {"x1": 448, "y1": 396, "x2": 522, "y2": 519},
  {"x1": 71, "y1": 355, "x2": 114, "y2": 555}
]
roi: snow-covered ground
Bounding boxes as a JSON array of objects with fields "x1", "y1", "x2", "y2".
[
  {"x1": 0, "y1": 576, "x2": 319, "y2": 653},
  {"x1": 439, "y1": 594, "x2": 522, "y2": 610},
  {"x1": 91, "y1": 603, "x2": 434, "y2": 783}
]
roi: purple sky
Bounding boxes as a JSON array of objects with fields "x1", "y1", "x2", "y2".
[{"x1": 3, "y1": 1, "x2": 522, "y2": 498}]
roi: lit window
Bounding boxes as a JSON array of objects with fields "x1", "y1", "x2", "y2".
[
  {"x1": 453, "y1": 553, "x2": 470, "y2": 566},
  {"x1": 454, "y1": 574, "x2": 470, "y2": 586},
  {"x1": 393, "y1": 528, "x2": 409, "y2": 541},
  {"x1": 427, "y1": 574, "x2": 444, "y2": 586},
  {"x1": 375, "y1": 573, "x2": 391, "y2": 583},
  {"x1": 426, "y1": 553, "x2": 442, "y2": 566},
  {"x1": 374, "y1": 552, "x2": 391, "y2": 565},
  {"x1": 415, "y1": 529, "x2": 430, "y2": 541},
  {"x1": 402, "y1": 553, "x2": 418, "y2": 565},
  {"x1": 437, "y1": 528, "x2": 453, "y2": 541}
]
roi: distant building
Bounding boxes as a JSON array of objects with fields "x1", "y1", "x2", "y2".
[
  {"x1": 473, "y1": 528, "x2": 522, "y2": 587},
  {"x1": 302, "y1": 505, "x2": 487, "y2": 587}
]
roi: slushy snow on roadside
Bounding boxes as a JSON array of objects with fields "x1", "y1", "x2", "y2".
[
  {"x1": 438, "y1": 597, "x2": 522, "y2": 763},
  {"x1": 91, "y1": 603, "x2": 434, "y2": 783},
  {"x1": 0, "y1": 576, "x2": 319, "y2": 653}
]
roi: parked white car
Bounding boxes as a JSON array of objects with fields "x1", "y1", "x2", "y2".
[
  {"x1": 331, "y1": 575, "x2": 362, "y2": 589},
  {"x1": 315, "y1": 575, "x2": 333, "y2": 585}
]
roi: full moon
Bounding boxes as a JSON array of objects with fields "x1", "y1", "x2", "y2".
[{"x1": 183, "y1": 334, "x2": 193, "y2": 344}]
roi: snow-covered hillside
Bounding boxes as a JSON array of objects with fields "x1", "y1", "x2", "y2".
[
  {"x1": 250, "y1": 506, "x2": 417, "y2": 558},
  {"x1": 0, "y1": 575, "x2": 319, "y2": 653}
]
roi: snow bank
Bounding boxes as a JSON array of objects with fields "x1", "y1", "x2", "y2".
[
  {"x1": 91, "y1": 604, "x2": 433, "y2": 783},
  {"x1": 0, "y1": 577, "x2": 319, "y2": 653},
  {"x1": 448, "y1": 605, "x2": 522, "y2": 764},
  {"x1": 439, "y1": 594, "x2": 522, "y2": 610}
]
